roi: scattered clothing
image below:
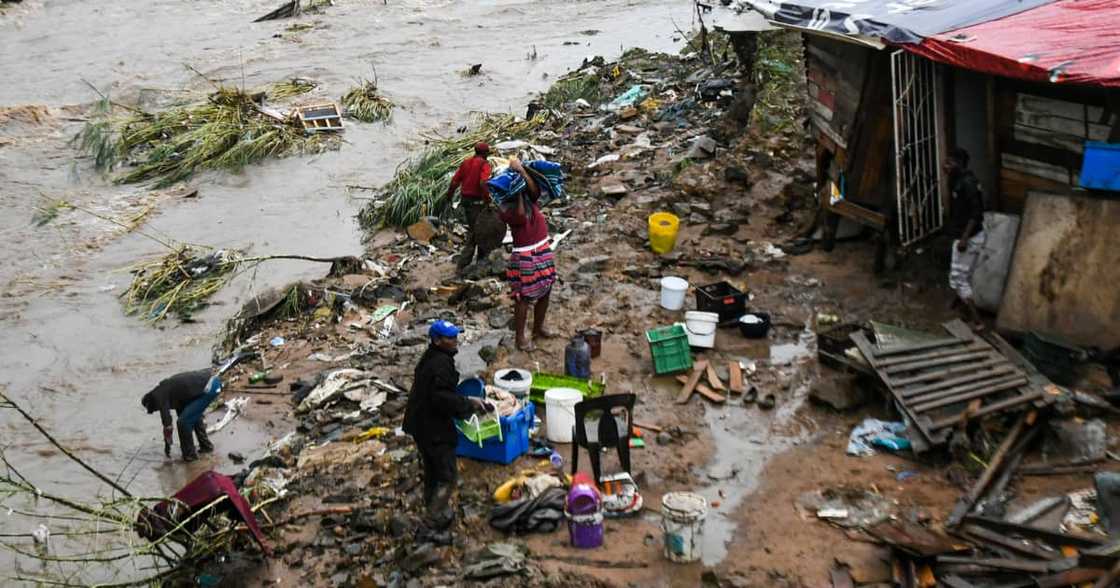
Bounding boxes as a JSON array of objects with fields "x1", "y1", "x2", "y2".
[
  {"x1": 847, "y1": 418, "x2": 910, "y2": 456},
  {"x1": 462, "y1": 543, "x2": 527, "y2": 580},
  {"x1": 489, "y1": 486, "x2": 567, "y2": 533},
  {"x1": 450, "y1": 155, "x2": 492, "y2": 200},
  {"x1": 506, "y1": 240, "x2": 557, "y2": 301}
]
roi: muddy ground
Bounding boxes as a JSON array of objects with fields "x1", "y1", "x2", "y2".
[{"x1": 177, "y1": 39, "x2": 1109, "y2": 587}]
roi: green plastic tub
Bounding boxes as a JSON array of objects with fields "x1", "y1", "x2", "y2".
[{"x1": 528, "y1": 372, "x2": 606, "y2": 404}]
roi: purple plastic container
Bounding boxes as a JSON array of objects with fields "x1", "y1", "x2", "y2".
[{"x1": 566, "y1": 482, "x2": 604, "y2": 549}]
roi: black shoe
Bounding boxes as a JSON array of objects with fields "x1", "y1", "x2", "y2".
[
  {"x1": 199, "y1": 444, "x2": 215, "y2": 454},
  {"x1": 183, "y1": 453, "x2": 199, "y2": 462}
]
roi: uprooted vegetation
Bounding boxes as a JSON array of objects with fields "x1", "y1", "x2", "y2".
[
  {"x1": 74, "y1": 80, "x2": 340, "y2": 187},
  {"x1": 341, "y1": 78, "x2": 394, "y2": 123}
]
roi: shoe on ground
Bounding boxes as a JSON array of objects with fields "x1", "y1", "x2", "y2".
[{"x1": 182, "y1": 453, "x2": 199, "y2": 462}]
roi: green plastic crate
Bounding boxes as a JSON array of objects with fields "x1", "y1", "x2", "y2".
[
  {"x1": 528, "y1": 372, "x2": 606, "y2": 404},
  {"x1": 456, "y1": 414, "x2": 502, "y2": 446},
  {"x1": 646, "y1": 324, "x2": 693, "y2": 375}
]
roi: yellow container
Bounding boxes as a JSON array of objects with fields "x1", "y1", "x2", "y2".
[{"x1": 649, "y1": 212, "x2": 680, "y2": 254}]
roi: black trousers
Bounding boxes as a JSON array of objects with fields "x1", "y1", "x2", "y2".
[
  {"x1": 176, "y1": 417, "x2": 214, "y2": 458},
  {"x1": 414, "y1": 439, "x2": 457, "y2": 529}
]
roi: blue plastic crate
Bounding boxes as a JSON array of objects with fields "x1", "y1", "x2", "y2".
[
  {"x1": 1080, "y1": 142, "x2": 1120, "y2": 192},
  {"x1": 456, "y1": 402, "x2": 535, "y2": 464}
]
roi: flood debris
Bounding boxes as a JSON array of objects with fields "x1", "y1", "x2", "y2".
[
  {"x1": 340, "y1": 77, "x2": 394, "y2": 123},
  {"x1": 75, "y1": 82, "x2": 340, "y2": 187}
]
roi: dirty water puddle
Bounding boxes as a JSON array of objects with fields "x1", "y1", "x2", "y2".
[{"x1": 691, "y1": 358, "x2": 818, "y2": 565}]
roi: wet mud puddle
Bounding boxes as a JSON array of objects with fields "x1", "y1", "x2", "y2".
[{"x1": 690, "y1": 336, "x2": 818, "y2": 565}]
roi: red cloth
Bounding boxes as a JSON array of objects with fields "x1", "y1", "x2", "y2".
[
  {"x1": 905, "y1": 0, "x2": 1120, "y2": 87},
  {"x1": 498, "y1": 200, "x2": 549, "y2": 247},
  {"x1": 450, "y1": 156, "x2": 491, "y2": 200}
]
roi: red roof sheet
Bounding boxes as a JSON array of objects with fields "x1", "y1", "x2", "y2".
[{"x1": 907, "y1": 0, "x2": 1120, "y2": 87}]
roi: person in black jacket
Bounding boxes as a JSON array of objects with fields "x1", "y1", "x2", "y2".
[
  {"x1": 141, "y1": 369, "x2": 222, "y2": 462},
  {"x1": 403, "y1": 320, "x2": 487, "y2": 543}
]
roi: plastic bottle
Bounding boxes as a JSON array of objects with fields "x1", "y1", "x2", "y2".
[
  {"x1": 550, "y1": 450, "x2": 563, "y2": 471},
  {"x1": 564, "y1": 335, "x2": 592, "y2": 379}
]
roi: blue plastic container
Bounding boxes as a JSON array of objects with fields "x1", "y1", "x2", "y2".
[
  {"x1": 456, "y1": 402, "x2": 535, "y2": 464},
  {"x1": 1080, "y1": 142, "x2": 1120, "y2": 192},
  {"x1": 457, "y1": 377, "x2": 486, "y2": 398}
]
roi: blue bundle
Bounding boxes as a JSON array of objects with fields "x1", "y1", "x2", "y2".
[{"x1": 488, "y1": 160, "x2": 565, "y2": 207}]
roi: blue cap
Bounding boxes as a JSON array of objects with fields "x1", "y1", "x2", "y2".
[{"x1": 429, "y1": 320, "x2": 461, "y2": 340}]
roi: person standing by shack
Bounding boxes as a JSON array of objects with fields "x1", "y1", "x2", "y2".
[
  {"x1": 944, "y1": 147, "x2": 986, "y2": 326},
  {"x1": 447, "y1": 142, "x2": 494, "y2": 271},
  {"x1": 141, "y1": 368, "x2": 222, "y2": 462},
  {"x1": 402, "y1": 320, "x2": 489, "y2": 544},
  {"x1": 497, "y1": 157, "x2": 558, "y2": 351}
]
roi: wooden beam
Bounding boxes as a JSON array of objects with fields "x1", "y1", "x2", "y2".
[
  {"x1": 875, "y1": 343, "x2": 987, "y2": 367},
  {"x1": 890, "y1": 358, "x2": 1006, "y2": 386},
  {"x1": 963, "y1": 515, "x2": 1106, "y2": 549},
  {"x1": 946, "y1": 410, "x2": 1035, "y2": 528},
  {"x1": 931, "y1": 392, "x2": 1042, "y2": 430},
  {"x1": 675, "y1": 361, "x2": 707, "y2": 404},
  {"x1": 728, "y1": 361, "x2": 745, "y2": 395},
  {"x1": 896, "y1": 364, "x2": 1015, "y2": 396},
  {"x1": 883, "y1": 350, "x2": 995, "y2": 375}
]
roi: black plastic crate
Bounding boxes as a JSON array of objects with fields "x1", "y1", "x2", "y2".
[{"x1": 696, "y1": 281, "x2": 747, "y2": 324}]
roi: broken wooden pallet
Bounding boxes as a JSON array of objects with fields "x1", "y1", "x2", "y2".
[{"x1": 850, "y1": 319, "x2": 1049, "y2": 448}]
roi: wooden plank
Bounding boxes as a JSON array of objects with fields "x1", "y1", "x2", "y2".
[
  {"x1": 705, "y1": 363, "x2": 726, "y2": 391},
  {"x1": 728, "y1": 361, "x2": 745, "y2": 395},
  {"x1": 960, "y1": 525, "x2": 1061, "y2": 561},
  {"x1": 908, "y1": 376, "x2": 1029, "y2": 412},
  {"x1": 897, "y1": 364, "x2": 1016, "y2": 397},
  {"x1": 674, "y1": 361, "x2": 707, "y2": 404},
  {"x1": 875, "y1": 342, "x2": 987, "y2": 367},
  {"x1": 935, "y1": 555, "x2": 1075, "y2": 574},
  {"x1": 675, "y1": 371, "x2": 725, "y2": 403},
  {"x1": 962, "y1": 515, "x2": 1106, "y2": 549},
  {"x1": 694, "y1": 383, "x2": 727, "y2": 403},
  {"x1": 882, "y1": 350, "x2": 995, "y2": 375},
  {"x1": 890, "y1": 358, "x2": 1007, "y2": 386},
  {"x1": 931, "y1": 391, "x2": 1043, "y2": 430},
  {"x1": 1036, "y1": 569, "x2": 1103, "y2": 588},
  {"x1": 946, "y1": 411, "x2": 1034, "y2": 528}
]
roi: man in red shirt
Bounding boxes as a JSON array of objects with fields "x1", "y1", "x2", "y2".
[{"x1": 448, "y1": 143, "x2": 494, "y2": 270}]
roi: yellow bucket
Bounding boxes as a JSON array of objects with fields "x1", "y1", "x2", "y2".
[{"x1": 649, "y1": 212, "x2": 680, "y2": 254}]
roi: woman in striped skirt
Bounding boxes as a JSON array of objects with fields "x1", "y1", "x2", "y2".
[{"x1": 498, "y1": 158, "x2": 558, "y2": 351}]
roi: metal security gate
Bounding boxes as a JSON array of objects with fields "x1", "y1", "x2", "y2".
[{"x1": 891, "y1": 50, "x2": 945, "y2": 247}]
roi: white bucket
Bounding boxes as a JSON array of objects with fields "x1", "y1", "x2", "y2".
[
  {"x1": 544, "y1": 388, "x2": 583, "y2": 443},
  {"x1": 660, "y1": 277, "x2": 689, "y2": 310},
  {"x1": 661, "y1": 492, "x2": 708, "y2": 563},
  {"x1": 684, "y1": 311, "x2": 719, "y2": 348},
  {"x1": 493, "y1": 368, "x2": 532, "y2": 398}
]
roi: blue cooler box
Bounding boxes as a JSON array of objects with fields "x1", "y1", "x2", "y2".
[{"x1": 456, "y1": 401, "x2": 535, "y2": 464}]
